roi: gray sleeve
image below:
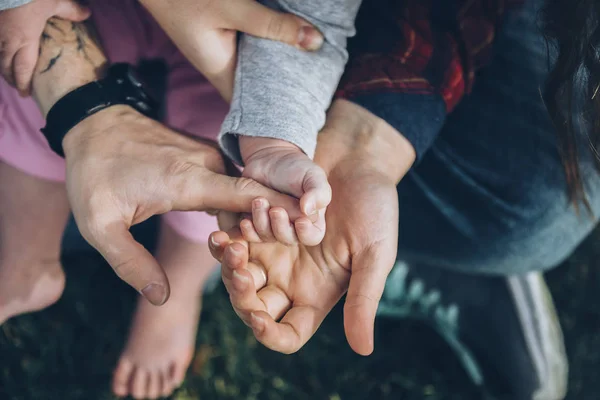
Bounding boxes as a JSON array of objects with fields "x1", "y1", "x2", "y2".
[
  {"x1": 219, "y1": 0, "x2": 362, "y2": 165},
  {"x1": 0, "y1": 0, "x2": 31, "y2": 10}
]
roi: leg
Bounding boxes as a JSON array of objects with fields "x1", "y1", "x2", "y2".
[
  {"x1": 112, "y1": 215, "x2": 219, "y2": 400},
  {"x1": 112, "y1": 16, "x2": 227, "y2": 398},
  {"x1": 381, "y1": 1, "x2": 577, "y2": 398},
  {"x1": 0, "y1": 162, "x2": 69, "y2": 324}
]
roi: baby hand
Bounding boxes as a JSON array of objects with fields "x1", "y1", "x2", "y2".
[
  {"x1": 0, "y1": 0, "x2": 90, "y2": 95},
  {"x1": 240, "y1": 137, "x2": 331, "y2": 246}
]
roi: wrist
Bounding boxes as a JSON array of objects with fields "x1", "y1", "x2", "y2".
[
  {"x1": 32, "y1": 18, "x2": 107, "y2": 117},
  {"x1": 240, "y1": 136, "x2": 303, "y2": 164},
  {"x1": 316, "y1": 100, "x2": 416, "y2": 184},
  {"x1": 62, "y1": 105, "x2": 139, "y2": 156}
]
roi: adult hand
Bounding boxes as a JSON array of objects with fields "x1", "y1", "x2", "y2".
[
  {"x1": 210, "y1": 100, "x2": 416, "y2": 355},
  {"x1": 139, "y1": 0, "x2": 324, "y2": 100},
  {"x1": 0, "y1": 0, "x2": 90, "y2": 95},
  {"x1": 62, "y1": 105, "x2": 302, "y2": 307}
]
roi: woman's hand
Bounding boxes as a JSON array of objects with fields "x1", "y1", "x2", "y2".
[
  {"x1": 212, "y1": 100, "x2": 416, "y2": 355},
  {"x1": 139, "y1": 0, "x2": 324, "y2": 100}
]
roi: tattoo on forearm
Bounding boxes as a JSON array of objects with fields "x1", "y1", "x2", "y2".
[
  {"x1": 40, "y1": 49, "x2": 63, "y2": 73},
  {"x1": 37, "y1": 17, "x2": 106, "y2": 75}
]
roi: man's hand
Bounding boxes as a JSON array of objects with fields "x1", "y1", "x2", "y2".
[
  {"x1": 63, "y1": 105, "x2": 302, "y2": 306},
  {"x1": 240, "y1": 137, "x2": 331, "y2": 246},
  {"x1": 211, "y1": 100, "x2": 416, "y2": 355},
  {"x1": 139, "y1": 0, "x2": 324, "y2": 100},
  {"x1": 0, "y1": 0, "x2": 90, "y2": 95}
]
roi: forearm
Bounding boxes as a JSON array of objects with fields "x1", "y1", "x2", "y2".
[
  {"x1": 32, "y1": 17, "x2": 106, "y2": 117},
  {"x1": 220, "y1": 0, "x2": 362, "y2": 165},
  {"x1": 316, "y1": 100, "x2": 416, "y2": 185},
  {"x1": 0, "y1": 0, "x2": 30, "y2": 10}
]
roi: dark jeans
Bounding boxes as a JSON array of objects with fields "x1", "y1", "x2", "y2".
[{"x1": 395, "y1": 0, "x2": 600, "y2": 275}]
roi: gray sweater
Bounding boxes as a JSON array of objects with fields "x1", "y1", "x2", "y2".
[{"x1": 1, "y1": 0, "x2": 362, "y2": 165}]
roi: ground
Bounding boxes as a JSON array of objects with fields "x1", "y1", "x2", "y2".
[{"x1": 1, "y1": 217, "x2": 600, "y2": 400}]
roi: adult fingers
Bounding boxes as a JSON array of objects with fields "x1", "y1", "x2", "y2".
[
  {"x1": 54, "y1": 0, "x2": 92, "y2": 21},
  {"x1": 79, "y1": 219, "x2": 170, "y2": 305},
  {"x1": 343, "y1": 245, "x2": 396, "y2": 356},
  {"x1": 173, "y1": 171, "x2": 302, "y2": 220},
  {"x1": 225, "y1": 1, "x2": 323, "y2": 51},
  {"x1": 250, "y1": 305, "x2": 327, "y2": 354},
  {"x1": 0, "y1": 46, "x2": 16, "y2": 87},
  {"x1": 12, "y1": 44, "x2": 37, "y2": 95}
]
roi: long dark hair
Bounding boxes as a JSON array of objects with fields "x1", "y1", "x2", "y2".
[{"x1": 542, "y1": 0, "x2": 600, "y2": 211}]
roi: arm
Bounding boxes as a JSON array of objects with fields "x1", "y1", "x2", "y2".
[
  {"x1": 0, "y1": 0, "x2": 30, "y2": 10},
  {"x1": 337, "y1": 0, "x2": 525, "y2": 161},
  {"x1": 0, "y1": 0, "x2": 90, "y2": 93},
  {"x1": 30, "y1": 17, "x2": 305, "y2": 306},
  {"x1": 32, "y1": 17, "x2": 106, "y2": 116},
  {"x1": 219, "y1": 0, "x2": 363, "y2": 164}
]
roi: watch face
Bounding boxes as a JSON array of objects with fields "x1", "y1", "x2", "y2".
[{"x1": 108, "y1": 63, "x2": 160, "y2": 120}]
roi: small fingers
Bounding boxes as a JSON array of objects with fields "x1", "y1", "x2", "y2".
[
  {"x1": 300, "y1": 167, "x2": 332, "y2": 215},
  {"x1": 240, "y1": 218, "x2": 262, "y2": 243},
  {"x1": 294, "y1": 211, "x2": 326, "y2": 246},
  {"x1": 252, "y1": 198, "x2": 275, "y2": 242},
  {"x1": 269, "y1": 207, "x2": 297, "y2": 245},
  {"x1": 12, "y1": 44, "x2": 38, "y2": 95}
]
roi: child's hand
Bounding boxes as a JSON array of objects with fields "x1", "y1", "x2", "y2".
[
  {"x1": 240, "y1": 136, "x2": 332, "y2": 246},
  {"x1": 0, "y1": 0, "x2": 90, "y2": 95}
]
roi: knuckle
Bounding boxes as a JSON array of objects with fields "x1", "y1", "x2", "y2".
[
  {"x1": 265, "y1": 14, "x2": 287, "y2": 40},
  {"x1": 112, "y1": 257, "x2": 139, "y2": 280},
  {"x1": 234, "y1": 177, "x2": 262, "y2": 194}
]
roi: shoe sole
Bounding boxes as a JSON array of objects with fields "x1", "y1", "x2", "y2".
[{"x1": 507, "y1": 272, "x2": 568, "y2": 400}]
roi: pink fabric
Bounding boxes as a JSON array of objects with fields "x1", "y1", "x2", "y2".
[{"x1": 0, "y1": 0, "x2": 227, "y2": 243}]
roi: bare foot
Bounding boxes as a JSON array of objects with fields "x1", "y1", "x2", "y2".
[
  {"x1": 112, "y1": 222, "x2": 217, "y2": 399},
  {"x1": 0, "y1": 162, "x2": 70, "y2": 324},
  {"x1": 0, "y1": 260, "x2": 66, "y2": 325}
]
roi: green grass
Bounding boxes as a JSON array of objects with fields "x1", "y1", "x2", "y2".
[{"x1": 2, "y1": 224, "x2": 600, "y2": 400}]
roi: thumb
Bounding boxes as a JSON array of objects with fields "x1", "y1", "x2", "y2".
[
  {"x1": 54, "y1": 0, "x2": 91, "y2": 21},
  {"x1": 227, "y1": 1, "x2": 323, "y2": 51},
  {"x1": 172, "y1": 171, "x2": 303, "y2": 220},
  {"x1": 300, "y1": 167, "x2": 332, "y2": 215},
  {"x1": 343, "y1": 245, "x2": 396, "y2": 356},
  {"x1": 80, "y1": 219, "x2": 170, "y2": 306}
]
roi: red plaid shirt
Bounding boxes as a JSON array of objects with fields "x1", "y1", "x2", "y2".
[{"x1": 336, "y1": 0, "x2": 525, "y2": 156}]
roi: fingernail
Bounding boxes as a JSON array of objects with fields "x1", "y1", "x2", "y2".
[
  {"x1": 141, "y1": 283, "x2": 167, "y2": 305},
  {"x1": 303, "y1": 201, "x2": 316, "y2": 216},
  {"x1": 210, "y1": 235, "x2": 219, "y2": 249},
  {"x1": 251, "y1": 313, "x2": 265, "y2": 333},
  {"x1": 298, "y1": 26, "x2": 324, "y2": 51},
  {"x1": 252, "y1": 198, "x2": 264, "y2": 211}
]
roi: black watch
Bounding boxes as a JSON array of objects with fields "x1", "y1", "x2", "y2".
[{"x1": 41, "y1": 63, "x2": 159, "y2": 157}]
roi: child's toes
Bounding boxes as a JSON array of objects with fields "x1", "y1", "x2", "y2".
[
  {"x1": 131, "y1": 368, "x2": 149, "y2": 399},
  {"x1": 146, "y1": 372, "x2": 161, "y2": 399},
  {"x1": 112, "y1": 358, "x2": 134, "y2": 397}
]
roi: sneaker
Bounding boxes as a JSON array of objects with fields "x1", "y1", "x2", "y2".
[{"x1": 378, "y1": 261, "x2": 568, "y2": 400}]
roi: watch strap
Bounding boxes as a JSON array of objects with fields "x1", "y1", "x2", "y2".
[{"x1": 41, "y1": 64, "x2": 158, "y2": 157}]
